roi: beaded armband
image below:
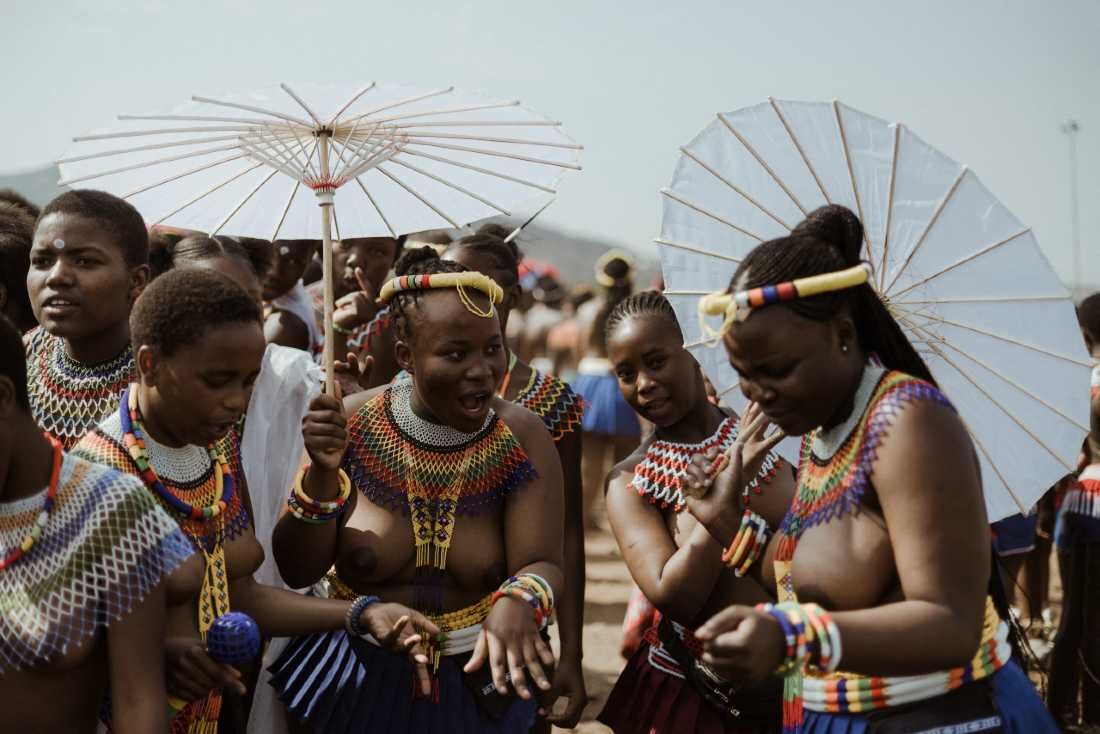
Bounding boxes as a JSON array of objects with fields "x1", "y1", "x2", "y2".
[
  {"x1": 287, "y1": 467, "x2": 352, "y2": 523},
  {"x1": 757, "y1": 601, "x2": 842, "y2": 676},
  {"x1": 721, "y1": 509, "x2": 771, "y2": 577},
  {"x1": 491, "y1": 573, "x2": 555, "y2": 630}
]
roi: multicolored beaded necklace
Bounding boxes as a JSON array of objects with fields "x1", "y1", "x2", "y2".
[
  {"x1": 0, "y1": 435, "x2": 62, "y2": 571},
  {"x1": 631, "y1": 411, "x2": 779, "y2": 513},
  {"x1": 117, "y1": 384, "x2": 234, "y2": 732},
  {"x1": 25, "y1": 328, "x2": 136, "y2": 449},
  {"x1": 513, "y1": 368, "x2": 585, "y2": 443}
]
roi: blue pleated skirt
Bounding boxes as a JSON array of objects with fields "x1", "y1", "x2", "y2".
[
  {"x1": 572, "y1": 372, "x2": 640, "y2": 436},
  {"x1": 798, "y1": 661, "x2": 1057, "y2": 733},
  {"x1": 268, "y1": 629, "x2": 537, "y2": 733}
]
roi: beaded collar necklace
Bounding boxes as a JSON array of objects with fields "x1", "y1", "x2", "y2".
[
  {"x1": 119, "y1": 385, "x2": 234, "y2": 522},
  {"x1": 389, "y1": 381, "x2": 494, "y2": 447},
  {"x1": 0, "y1": 435, "x2": 63, "y2": 571}
]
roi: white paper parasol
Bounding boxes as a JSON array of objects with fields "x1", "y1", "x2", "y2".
[
  {"x1": 658, "y1": 98, "x2": 1089, "y2": 522},
  {"x1": 57, "y1": 82, "x2": 582, "y2": 388}
]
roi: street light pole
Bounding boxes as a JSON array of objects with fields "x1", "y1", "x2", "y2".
[{"x1": 1061, "y1": 120, "x2": 1081, "y2": 289}]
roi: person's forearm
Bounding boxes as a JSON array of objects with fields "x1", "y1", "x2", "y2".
[
  {"x1": 828, "y1": 600, "x2": 984, "y2": 677},
  {"x1": 558, "y1": 519, "x2": 585, "y2": 664},
  {"x1": 648, "y1": 524, "x2": 725, "y2": 623},
  {"x1": 271, "y1": 466, "x2": 344, "y2": 588},
  {"x1": 231, "y1": 577, "x2": 350, "y2": 638}
]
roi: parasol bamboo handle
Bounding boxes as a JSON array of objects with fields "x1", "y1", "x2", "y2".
[{"x1": 318, "y1": 132, "x2": 336, "y2": 395}]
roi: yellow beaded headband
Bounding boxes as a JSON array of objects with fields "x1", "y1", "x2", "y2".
[
  {"x1": 699, "y1": 262, "x2": 872, "y2": 338},
  {"x1": 595, "y1": 249, "x2": 635, "y2": 288},
  {"x1": 378, "y1": 271, "x2": 505, "y2": 319}
]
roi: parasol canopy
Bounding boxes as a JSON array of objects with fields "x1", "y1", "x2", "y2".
[{"x1": 658, "y1": 98, "x2": 1089, "y2": 522}]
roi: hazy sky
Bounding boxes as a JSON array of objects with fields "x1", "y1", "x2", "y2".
[{"x1": 2, "y1": 0, "x2": 1097, "y2": 284}]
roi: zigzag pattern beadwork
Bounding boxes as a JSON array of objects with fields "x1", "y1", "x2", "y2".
[
  {"x1": 776, "y1": 371, "x2": 953, "y2": 561},
  {"x1": 514, "y1": 370, "x2": 585, "y2": 443},
  {"x1": 25, "y1": 328, "x2": 136, "y2": 450}
]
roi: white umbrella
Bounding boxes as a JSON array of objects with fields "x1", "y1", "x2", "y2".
[
  {"x1": 58, "y1": 82, "x2": 582, "y2": 387},
  {"x1": 658, "y1": 98, "x2": 1088, "y2": 522}
]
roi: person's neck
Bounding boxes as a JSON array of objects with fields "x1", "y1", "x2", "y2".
[
  {"x1": 134, "y1": 384, "x2": 188, "y2": 449},
  {"x1": 0, "y1": 418, "x2": 54, "y2": 503},
  {"x1": 63, "y1": 322, "x2": 131, "y2": 366},
  {"x1": 409, "y1": 383, "x2": 446, "y2": 426},
  {"x1": 656, "y1": 397, "x2": 725, "y2": 444},
  {"x1": 821, "y1": 358, "x2": 868, "y2": 432}
]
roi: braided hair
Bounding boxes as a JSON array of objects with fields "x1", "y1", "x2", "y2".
[
  {"x1": 604, "y1": 290, "x2": 681, "y2": 343},
  {"x1": 591, "y1": 253, "x2": 634, "y2": 354},
  {"x1": 733, "y1": 205, "x2": 934, "y2": 384},
  {"x1": 448, "y1": 231, "x2": 521, "y2": 289},
  {"x1": 389, "y1": 246, "x2": 470, "y2": 340},
  {"x1": 149, "y1": 234, "x2": 273, "y2": 281},
  {"x1": 0, "y1": 203, "x2": 35, "y2": 332}
]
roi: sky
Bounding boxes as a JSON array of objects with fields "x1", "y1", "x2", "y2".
[{"x1": 2, "y1": 0, "x2": 1097, "y2": 285}]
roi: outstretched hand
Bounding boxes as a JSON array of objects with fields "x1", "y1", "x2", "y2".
[{"x1": 464, "y1": 597, "x2": 556, "y2": 701}]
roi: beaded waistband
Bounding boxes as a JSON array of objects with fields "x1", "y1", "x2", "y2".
[
  {"x1": 801, "y1": 598, "x2": 1009, "y2": 713},
  {"x1": 327, "y1": 571, "x2": 492, "y2": 656}
]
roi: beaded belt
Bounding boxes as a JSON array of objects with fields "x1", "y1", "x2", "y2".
[
  {"x1": 800, "y1": 598, "x2": 1010, "y2": 713},
  {"x1": 326, "y1": 571, "x2": 492, "y2": 657}
]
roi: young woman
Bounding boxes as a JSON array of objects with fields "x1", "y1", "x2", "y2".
[
  {"x1": 441, "y1": 234, "x2": 588, "y2": 729},
  {"x1": 24, "y1": 189, "x2": 149, "y2": 449},
  {"x1": 1047, "y1": 292, "x2": 1100, "y2": 727},
  {"x1": 269, "y1": 249, "x2": 565, "y2": 733},
  {"x1": 687, "y1": 205, "x2": 1055, "y2": 732},
  {"x1": 313, "y1": 236, "x2": 404, "y2": 391},
  {"x1": 573, "y1": 251, "x2": 641, "y2": 528},
  {"x1": 71, "y1": 268, "x2": 436, "y2": 733},
  {"x1": 263, "y1": 239, "x2": 320, "y2": 353},
  {"x1": 595, "y1": 291, "x2": 793, "y2": 734},
  {"x1": 0, "y1": 313, "x2": 192, "y2": 733}
]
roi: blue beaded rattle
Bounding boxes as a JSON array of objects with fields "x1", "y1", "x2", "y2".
[{"x1": 206, "y1": 612, "x2": 261, "y2": 665}]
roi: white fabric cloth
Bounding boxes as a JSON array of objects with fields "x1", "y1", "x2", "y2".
[
  {"x1": 242, "y1": 343, "x2": 321, "y2": 734},
  {"x1": 270, "y1": 280, "x2": 321, "y2": 352}
]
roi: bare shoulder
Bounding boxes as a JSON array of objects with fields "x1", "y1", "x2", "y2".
[
  {"x1": 605, "y1": 440, "x2": 651, "y2": 497},
  {"x1": 495, "y1": 396, "x2": 550, "y2": 447},
  {"x1": 342, "y1": 384, "x2": 387, "y2": 416}
]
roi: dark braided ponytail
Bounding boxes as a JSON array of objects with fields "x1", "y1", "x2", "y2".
[
  {"x1": 604, "y1": 290, "x2": 682, "y2": 343},
  {"x1": 733, "y1": 205, "x2": 935, "y2": 385}
]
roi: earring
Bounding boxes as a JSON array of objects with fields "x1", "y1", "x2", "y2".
[{"x1": 841, "y1": 343, "x2": 849, "y2": 353}]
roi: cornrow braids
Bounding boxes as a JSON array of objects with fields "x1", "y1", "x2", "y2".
[
  {"x1": 605, "y1": 289, "x2": 681, "y2": 343},
  {"x1": 390, "y1": 246, "x2": 469, "y2": 340},
  {"x1": 732, "y1": 205, "x2": 935, "y2": 385}
]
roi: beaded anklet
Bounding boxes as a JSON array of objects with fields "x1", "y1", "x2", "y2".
[{"x1": 287, "y1": 466, "x2": 352, "y2": 523}]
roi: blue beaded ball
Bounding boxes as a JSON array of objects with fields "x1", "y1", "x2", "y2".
[{"x1": 206, "y1": 612, "x2": 261, "y2": 665}]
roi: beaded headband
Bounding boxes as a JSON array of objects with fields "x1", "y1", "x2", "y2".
[
  {"x1": 378, "y1": 271, "x2": 504, "y2": 319},
  {"x1": 699, "y1": 262, "x2": 872, "y2": 337},
  {"x1": 594, "y1": 249, "x2": 635, "y2": 288}
]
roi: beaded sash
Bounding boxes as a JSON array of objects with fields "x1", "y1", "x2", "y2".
[
  {"x1": 631, "y1": 415, "x2": 780, "y2": 513},
  {"x1": 0, "y1": 453, "x2": 192, "y2": 671},
  {"x1": 514, "y1": 369, "x2": 585, "y2": 443},
  {"x1": 24, "y1": 328, "x2": 136, "y2": 450}
]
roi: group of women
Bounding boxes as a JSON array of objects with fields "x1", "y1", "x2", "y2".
[{"x1": 0, "y1": 181, "x2": 1076, "y2": 733}]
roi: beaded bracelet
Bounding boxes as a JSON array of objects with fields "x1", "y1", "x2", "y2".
[
  {"x1": 491, "y1": 574, "x2": 555, "y2": 630},
  {"x1": 720, "y1": 509, "x2": 771, "y2": 577},
  {"x1": 756, "y1": 601, "x2": 843, "y2": 676},
  {"x1": 287, "y1": 467, "x2": 352, "y2": 523},
  {"x1": 345, "y1": 595, "x2": 381, "y2": 637}
]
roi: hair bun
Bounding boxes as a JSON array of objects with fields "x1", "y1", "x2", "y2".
[
  {"x1": 791, "y1": 204, "x2": 863, "y2": 267},
  {"x1": 394, "y1": 245, "x2": 442, "y2": 276}
]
